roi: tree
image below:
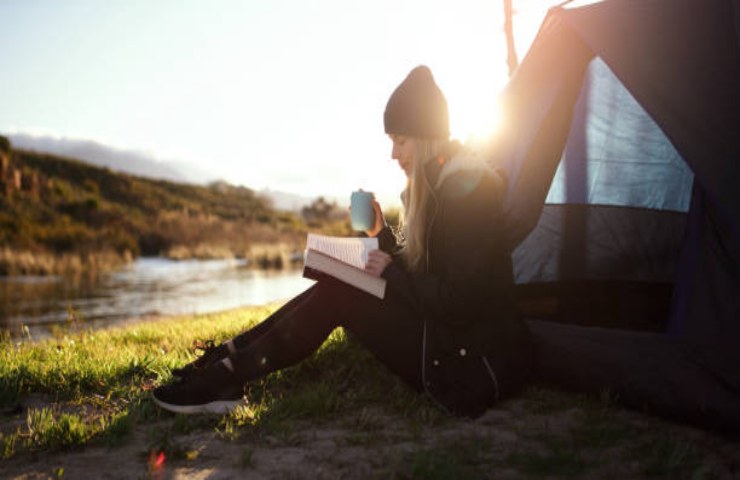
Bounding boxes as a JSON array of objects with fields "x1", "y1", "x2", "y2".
[
  {"x1": 503, "y1": 0, "x2": 519, "y2": 77},
  {"x1": 0, "y1": 135, "x2": 11, "y2": 154},
  {"x1": 301, "y1": 196, "x2": 346, "y2": 224}
]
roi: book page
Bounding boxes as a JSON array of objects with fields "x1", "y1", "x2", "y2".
[{"x1": 306, "y1": 234, "x2": 378, "y2": 270}]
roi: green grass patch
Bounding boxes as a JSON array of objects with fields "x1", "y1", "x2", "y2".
[
  {"x1": 237, "y1": 447, "x2": 256, "y2": 469},
  {"x1": 0, "y1": 307, "x2": 269, "y2": 457},
  {"x1": 629, "y1": 434, "x2": 709, "y2": 478},
  {"x1": 24, "y1": 408, "x2": 93, "y2": 451},
  {"x1": 145, "y1": 424, "x2": 197, "y2": 462},
  {"x1": 0, "y1": 304, "x2": 438, "y2": 459},
  {"x1": 642, "y1": 437, "x2": 699, "y2": 476},
  {"x1": 393, "y1": 437, "x2": 488, "y2": 480},
  {"x1": 505, "y1": 439, "x2": 585, "y2": 477}
]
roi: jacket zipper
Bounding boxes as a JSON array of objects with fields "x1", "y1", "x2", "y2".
[
  {"x1": 420, "y1": 168, "x2": 451, "y2": 413},
  {"x1": 482, "y1": 355, "x2": 501, "y2": 401}
]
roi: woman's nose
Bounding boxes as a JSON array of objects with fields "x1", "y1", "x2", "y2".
[{"x1": 391, "y1": 144, "x2": 400, "y2": 160}]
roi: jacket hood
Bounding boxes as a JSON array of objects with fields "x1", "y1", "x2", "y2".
[{"x1": 435, "y1": 149, "x2": 506, "y2": 197}]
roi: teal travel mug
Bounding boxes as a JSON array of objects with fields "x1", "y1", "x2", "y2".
[{"x1": 350, "y1": 190, "x2": 375, "y2": 231}]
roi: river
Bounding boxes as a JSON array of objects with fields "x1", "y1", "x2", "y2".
[{"x1": 0, "y1": 257, "x2": 314, "y2": 340}]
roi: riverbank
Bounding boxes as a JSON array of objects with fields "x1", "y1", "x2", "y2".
[
  {"x1": 0, "y1": 248, "x2": 133, "y2": 276},
  {"x1": 1, "y1": 306, "x2": 738, "y2": 478},
  {"x1": 0, "y1": 241, "x2": 305, "y2": 278},
  {"x1": 164, "y1": 241, "x2": 304, "y2": 270},
  {"x1": 0, "y1": 259, "x2": 311, "y2": 341}
]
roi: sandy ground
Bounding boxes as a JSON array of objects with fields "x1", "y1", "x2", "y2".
[{"x1": 3, "y1": 397, "x2": 739, "y2": 480}]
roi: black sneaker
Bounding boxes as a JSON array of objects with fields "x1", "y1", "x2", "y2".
[
  {"x1": 152, "y1": 363, "x2": 245, "y2": 415},
  {"x1": 172, "y1": 339, "x2": 226, "y2": 378}
]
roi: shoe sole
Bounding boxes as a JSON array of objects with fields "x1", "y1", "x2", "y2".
[{"x1": 152, "y1": 394, "x2": 244, "y2": 415}]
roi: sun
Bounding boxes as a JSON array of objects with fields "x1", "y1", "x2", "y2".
[
  {"x1": 449, "y1": 91, "x2": 506, "y2": 145},
  {"x1": 437, "y1": 66, "x2": 509, "y2": 146},
  {"x1": 432, "y1": 0, "x2": 562, "y2": 146}
]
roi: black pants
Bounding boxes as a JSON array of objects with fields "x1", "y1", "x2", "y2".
[
  {"x1": 527, "y1": 319, "x2": 740, "y2": 435},
  {"x1": 227, "y1": 281, "x2": 424, "y2": 391}
]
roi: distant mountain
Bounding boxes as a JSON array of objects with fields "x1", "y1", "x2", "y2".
[
  {"x1": 7, "y1": 133, "x2": 218, "y2": 185},
  {"x1": 259, "y1": 188, "x2": 316, "y2": 212}
]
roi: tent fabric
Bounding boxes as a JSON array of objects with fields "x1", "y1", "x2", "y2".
[
  {"x1": 512, "y1": 55, "x2": 692, "y2": 286},
  {"x1": 560, "y1": 0, "x2": 740, "y2": 239},
  {"x1": 527, "y1": 319, "x2": 740, "y2": 434},
  {"x1": 513, "y1": 204, "x2": 686, "y2": 284},
  {"x1": 735, "y1": 0, "x2": 740, "y2": 48},
  {"x1": 545, "y1": 58, "x2": 694, "y2": 212},
  {"x1": 669, "y1": 182, "x2": 740, "y2": 379},
  {"x1": 501, "y1": 0, "x2": 740, "y2": 245},
  {"x1": 498, "y1": 12, "x2": 593, "y2": 246},
  {"x1": 492, "y1": 0, "x2": 740, "y2": 410}
]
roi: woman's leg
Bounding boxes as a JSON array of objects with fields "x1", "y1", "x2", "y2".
[
  {"x1": 154, "y1": 281, "x2": 423, "y2": 414},
  {"x1": 229, "y1": 284, "x2": 321, "y2": 349},
  {"x1": 339, "y1": 286, "x2": 424, "y2": 390},
  {"x1": 174, "y1": 285, "x2": 322, "y2": 376},
  {"x1": 228, "y1": 281, "x2": 424, "y2": 389}
]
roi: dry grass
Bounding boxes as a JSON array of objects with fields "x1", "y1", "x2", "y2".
[
  {"x1": 246, "y1": 242, "x2": 303, "y2": 269},
  {"x1": 0, "y1": 247, "x2": 132, "y2": 276}
]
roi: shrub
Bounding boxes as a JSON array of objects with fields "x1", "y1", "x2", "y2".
[{"x1": 0, "y1": 135, "x2": 10, "y2": 154}]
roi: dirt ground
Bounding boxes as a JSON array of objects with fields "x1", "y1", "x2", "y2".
[{"x1": 3, "y1": 396, "x2": 739, "y2": 480}]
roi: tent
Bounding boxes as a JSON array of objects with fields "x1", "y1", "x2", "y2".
[{"x1": 494, "y1": 0, "x2": 740, "y2": 383}]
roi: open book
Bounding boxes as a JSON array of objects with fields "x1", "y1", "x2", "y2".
[{"x1": 303, "y1": 233, "x2": 387, "y2": 299}]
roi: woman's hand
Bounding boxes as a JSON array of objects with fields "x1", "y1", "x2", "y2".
[
  {"x1": 365, "y1": 249, "x2": 392, "y2": 277},
  {"x1": 364, "y1": 198, "x2": 386, "y2": 237}
]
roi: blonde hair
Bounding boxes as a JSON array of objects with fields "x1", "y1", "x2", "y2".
[{"x1": 400, "y1": 138, "x2": 448, "y2": 272}]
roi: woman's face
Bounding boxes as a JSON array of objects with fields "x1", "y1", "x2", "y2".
[{"x1": 390, "y1": 134, "x2": 416, "y2": 178}]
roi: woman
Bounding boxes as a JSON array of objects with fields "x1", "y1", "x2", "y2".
[{"x1": 153, "y1": 66, "x2": 532, "y2": 416}]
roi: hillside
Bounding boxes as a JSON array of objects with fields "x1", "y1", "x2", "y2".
[
  {"x1": 8, "y1": 133, "x2": 219, "y2": 185},
  {"x1": 0, "y1": 136, "x2": 338, "y2": 274},
  {"x1": 7, "y1": 134, "x2": 323, "y2": 212}
]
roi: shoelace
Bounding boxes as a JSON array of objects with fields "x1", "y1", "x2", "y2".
[{"x1": 192, "y1": 339, "x2": 217, "y2": 364}]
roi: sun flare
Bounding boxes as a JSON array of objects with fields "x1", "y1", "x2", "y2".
[
  {"x1": 449, "y1": 92, "x2": 506, "y2": 145},
  {"x1": 432, "y1": 0, "x2": 560, "y2": 147},
  {"x1": 435, "y1": 63, "x2": 509, "y2": 146}
]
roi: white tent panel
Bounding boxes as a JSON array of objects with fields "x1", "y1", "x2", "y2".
[{"x1": 545, "y1": 58, "x2": 694, "y2": 211}]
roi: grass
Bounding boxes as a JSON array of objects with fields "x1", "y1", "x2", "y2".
[
  {"x1": 1, "y1": 306, "x2": 738, "y2": 478},
  {"x1": 398, "y1": 437, "x2": 488, "y2": 480},
  {"x1": 0, "y1": 304, "x2": 432, "y2": 457},
  {"x1": 0, "y1": 247, "x2": 131, "y2": 276},
  {"x1": 504, "y1": 439, "x2": 586, "y2": 477}
]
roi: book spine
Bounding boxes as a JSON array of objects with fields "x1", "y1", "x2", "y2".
[
  {"x1": 303, "y1": 266, "x2": 338, "y2": 285},
  {"x1": 302, "y1": 265, "x2": 385, "y2": 299}
]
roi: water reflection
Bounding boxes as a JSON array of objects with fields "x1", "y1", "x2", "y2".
[{"x1": 0, "y1": 257, "x2": 313, "y2": 339}]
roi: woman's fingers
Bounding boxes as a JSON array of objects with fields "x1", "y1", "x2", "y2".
[
  {"x1": 365, "y1": 250, "x2": 392, "y2": 277},
  {"x1": 364, "y1": 198, "x2": 386, "y2": 237}
]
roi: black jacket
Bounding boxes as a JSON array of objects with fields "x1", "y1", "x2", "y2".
[{"x1": 380, "y1": 155, "x2": 532, "y2": 417}]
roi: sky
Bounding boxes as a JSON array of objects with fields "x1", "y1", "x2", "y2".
[{"x1": 0, "y1": 0, "x2": 559, "y2": 208}]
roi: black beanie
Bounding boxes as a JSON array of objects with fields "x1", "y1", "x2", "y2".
[{"x1": 384, "y1": 65, "x2": 449, "y2": 139}]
